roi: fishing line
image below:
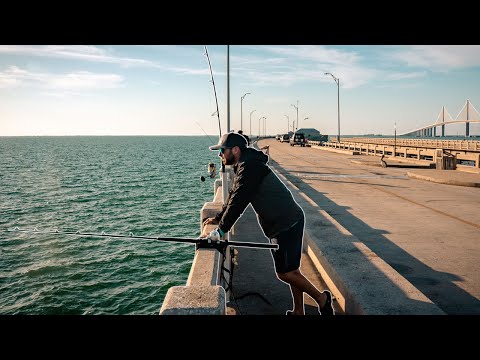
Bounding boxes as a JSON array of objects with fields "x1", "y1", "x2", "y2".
[
  {"x1": 195, "y1": 121, "x2": 216, "y2": 146},
  {"x1": 1, "y1": 227, "x2": 278, "y2": 250}
]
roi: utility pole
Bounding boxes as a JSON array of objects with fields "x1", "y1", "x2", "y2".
[
  {"x1": 241, "y1": 92, "x2": 251, "y2": 132},
  {"x1": 249, "y1": 110, "x2": 256, "y2": 139},
  {"x1": 394, "y1": 122, "x2": 397, "y2": 157},
  {"x1": 291, "y1": 100, "x2": 299, "y2": 132},
  {"x1": 227, "y1": 45, "x2": 230, "y2": 132},
  {"x1": 325, "y1": 72, "x2": 340, "y2": 142}
]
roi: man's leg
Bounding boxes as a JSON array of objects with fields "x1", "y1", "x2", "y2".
[
  {"x1": 288, "y1": 284, "x2": 305, "y2": 315},
  {"x1": 272, "y1": 218, "x2": 334, "y2": 315},
  {"x1": 278, "y1": 269, "x2": 327, "y2": 310}
]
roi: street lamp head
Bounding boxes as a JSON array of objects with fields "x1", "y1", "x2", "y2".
[
  {"x1": 325, "y1": 72, "x2": 338, "y2": 82},
  {"x1": 242, "y1": 92, "x2": 251, "y2": 100}
]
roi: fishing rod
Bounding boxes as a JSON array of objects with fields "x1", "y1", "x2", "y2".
[
  {"x1": 204, "y1": 45, "x2": 222, "y2": 137},
  {"x1": 2, "y1": 227, "x2": 278, "y2": 251}
]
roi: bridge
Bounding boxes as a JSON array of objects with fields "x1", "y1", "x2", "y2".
[{"x1": 399, "y1": 100, "x2": 480, "y2": 137}]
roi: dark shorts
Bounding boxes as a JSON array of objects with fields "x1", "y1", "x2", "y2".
[{"x1": 269, "y1": 217, "x2": 304, "y2": 274}]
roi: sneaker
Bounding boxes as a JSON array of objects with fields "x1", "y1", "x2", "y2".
[
  {"x1": 286, "y1": 310, "x2": 305, "y2": 315},
  {"x1": 319, "y1": 290, "x2": 335, "y2": 315}
]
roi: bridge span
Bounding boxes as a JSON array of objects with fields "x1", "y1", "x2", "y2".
[{"x1": 400, "y1": 100, "x2": 480, "y2": 137}]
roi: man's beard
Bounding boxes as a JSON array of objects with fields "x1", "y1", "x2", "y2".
[{"x1": 223, "y1": 153, "x2": 235, "y2": 165}]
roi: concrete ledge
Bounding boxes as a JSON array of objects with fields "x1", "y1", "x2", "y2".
[
  {"x1": 187, "y1": 245, "x2": 221, "y2": 286},
  {"x1": 201, "y1": 200, "x2": 222, "y2": 224},
  {"x1": 350, "y1": 159, "x2": 433, "y2": 169},
  {"x1": 273, "y1": 167, "x2": 445, "y2": 315},
  {"x1": 303, "y1": 229, "x2": 444, "y2": 314},
  {"x1": 311, "y1": 145, "x2": 360, "y2": 155},
  {"x1": 159, "y1": 175, "x2": 228, "y2": 316},
  {"x1": 386, "y1": 157, "x2": 435, "y2": 166},
  {"x1": 159, "y1": 285, "x2": 226, "y2": 315},
  {"x1": 456, "y1": 165, "x2": 480, "y2": 174},
  {"x1": 407, "y1": 171, "x2": 480, "y2": 188},
  {"x1": 214, "y1": 179, "x2": 222, "y2": 195},
  {"x1": 373, "y1": 156, "x2": 435, "y2": 167}
]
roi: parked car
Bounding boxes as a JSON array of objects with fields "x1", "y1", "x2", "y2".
[
  {"x1": 290, "y1": 132, "x2": 306, "y2": 147},
  {"x1": 281, "y1": 134, "x2": 289, "y2": 142}
]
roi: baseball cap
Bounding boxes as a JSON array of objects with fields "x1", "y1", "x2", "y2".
[{"x1": 209, "y1": 132, "x2": 248, "y2": 151}]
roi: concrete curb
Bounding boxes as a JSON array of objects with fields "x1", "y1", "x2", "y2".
[
  {"x1": 311, "y1": 145, "x2": 360, "y2": 155},
  {"x1": 453, "y1": 165, "x2": 480, "y2": 174},
  {"x1": 407, "y1": 172, "x2": 480, "y2": 188},
  {"x1": 351, "y1": 159, "x2": 432, "y2": 169}
]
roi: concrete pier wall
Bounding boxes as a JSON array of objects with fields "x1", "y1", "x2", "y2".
[{"x1": 160, "y1": 177, "x2": 229, "y2": 315}]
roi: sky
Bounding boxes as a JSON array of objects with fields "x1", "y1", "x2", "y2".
[{"x1": 1, "y1": 45, "x2": 480, "y2": 137}]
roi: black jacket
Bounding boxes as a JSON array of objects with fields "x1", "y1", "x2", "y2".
[{"x1": 215, "y1": 147, "x2": 304, "y2": 238}]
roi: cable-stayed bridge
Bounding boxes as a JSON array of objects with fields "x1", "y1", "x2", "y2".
[{"x1": 399, "y1": 100, "x2": 480, "y2": 137}]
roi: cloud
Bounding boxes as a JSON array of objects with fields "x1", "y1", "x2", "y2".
[
  {"x1": 0, "y1": 45, "x2": 153, "y2": 68},
  {"x1": 0, "y1": 45, "x2": 209, "y2": 75},
  {"x1": 0, "y1": 66, "x2": 124, "y2": 91},
  {"x1": 386, "y1": 71, "x2": 427, "y2": 80},
  {"x1": 390, "y1": 45, "x2": 480, "y2": 70},
  {"x1": 257, "y1": 45, "x2": 360, "y2": 66},
  {"x1": 231, "y1": 54, "x2": 287, "y2": 66},
  {"x1": 231, "y1": 46, "x2": 377, "y2": 89},
  {"x1": 48, "y1": 71, "x2": 124, "y2": 90},
  {"x1": 234, "y1": 63, "x2": 377, "y2": 89},
  {"x1": 168, "y1": 66, "x2": 213, "y2": 76}
]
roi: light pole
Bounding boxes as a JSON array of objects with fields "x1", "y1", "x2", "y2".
[
  {"x1": 325, "y1": 72, "x2": 340, "y2": 142},
  {"x1": 241, "y1": 92, "x2": 251, "y2": 131},
  {"x1": 249, "y1": 110, "x2": 256, "y2": 139},
  {"x1": 284, "y1": 115, "x2": 289, "y2": 134},
  {"x1": 258, "y1": 116, "x2": 265, "y2": 139},
  {"x1": 263, "y1": 117, "x2": 267, "y2": 137},
  {"x1": 394, "y1": 122, "x2": 397, "y2": 157},
  {"x1": 291, "y1": 100, "x2": 299, "y2": 132}
]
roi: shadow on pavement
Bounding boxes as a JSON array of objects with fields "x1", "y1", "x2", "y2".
[{"x1": 272, "y1": 163, "x2": 480, "y2": 315}]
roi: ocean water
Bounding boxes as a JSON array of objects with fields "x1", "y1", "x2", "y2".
[{"x1": 0, "y1": 136, "x2": 220, "y2": 314}]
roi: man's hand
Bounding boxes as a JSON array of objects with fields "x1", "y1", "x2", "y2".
[
  {"x1": 201, "y1": 217, "x2": 218, "y2": 237},
  {"x1": 203, "y1": 217, "x2": 218, "y2": 227}
]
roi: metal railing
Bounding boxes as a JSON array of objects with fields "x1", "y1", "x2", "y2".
[{"x1": 334, "y1": 138, "x2": 480, "y2": 152}]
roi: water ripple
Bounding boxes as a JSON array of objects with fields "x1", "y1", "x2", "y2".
[{"x1": 0, "y1": 136, "x2": 217, "y2": 314}]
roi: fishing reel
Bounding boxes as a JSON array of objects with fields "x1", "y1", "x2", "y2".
[
  {"x1": 201, "y1": 162, "x2": 217, "y2": 182},
  {"x1": 208, "y1": 162, "x2": 217, "y2": 178}
]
